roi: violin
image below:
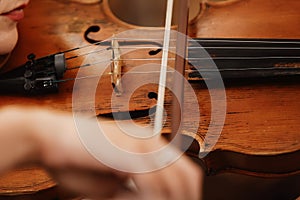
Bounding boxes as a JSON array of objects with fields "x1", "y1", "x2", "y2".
[{"x1": 0, "y1": 0, "x2": 299, "y2": 199}]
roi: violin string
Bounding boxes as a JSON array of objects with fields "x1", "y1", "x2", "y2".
[
  {"x1": 63, "y1": 44, "x2": 300, "y2": 59},
  {"x1": 115, "y1": 56, "x2": 300, "y2": 60},
  {"x1": 60, "y1": 58, "x2": 300, "y2": 85},
  {"x1": 187, "y1": 47, "x2": 300, "y2": 50},
  {"x1": 99, "y1": 46, "x2": 300, "y2": 50},
  {"x1": 65, "y1": 57, "x2": 300, "y2": 73},
  {"x1": 54, "y1": 66, "x2": 300, "y2": 84},
  {"x1": 191, "y1": 39, "x2": 300, "y2": 44},
  {"x1": 66, "y1": 59, "x2": 112, "y2": 70},
  {"x1": 64, "y1": 47, "x2": 144, "y2": 61},
  {"x1": 53, "y1": 70, "x2": 179, "y2": 83},
  {"x1": 63, "y1": 44, "x2": 300, "y2": 63},
  {"x1": 59, "y1": 39, "x2": 110, "y2": 54},
  {"x1": 60, "y1": 35, "x2": 300, "y2": 72},
  {"x1": 56, "y1": 34, "x2": 300, "y2": 67},
  {"x1": 64, "y1": 52, "x2": 300, "y2": 71},
  {"x1": 63, "y1": 48, "x2": 300, "y2": 68},
  {"x1": 98, "y1": 37, "x2": 300, "y2": 44},
  {"x1": 57, "y1": 36, "x2": 300, "y2": 58},
  {"x1": 65, "y1": 47, "x2": 110, "y2": 60},
  {"x1": 54, "y1": 70, "x2": 178, "y2": 83},
  {"x1": 53, "y1": 75, "x2": 100, "y2": 83},
  {"x1": 197, "y1": 38, "x2": 300, "y2": 44},
  {"x1": 65, "y1": 56, "x2": 300, "y2": 70},
  {"x1": 62, "y1": 43, "x2": 300, "y2": 64}
]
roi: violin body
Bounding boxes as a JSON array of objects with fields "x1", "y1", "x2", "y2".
[{"x1": 0, "y1": 0, "x2": 300, "y2": 199}]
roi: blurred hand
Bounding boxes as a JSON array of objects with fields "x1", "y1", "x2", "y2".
[{"x1": 0, "y1": 106, "x2": 203, "y2": 200}]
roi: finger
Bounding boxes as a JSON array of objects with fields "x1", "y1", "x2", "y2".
[
  {"x1": 51, "y1": 168, "x2": 128, "y2": 198},
  {"x1": 172, "y1": 156, "x2": 203, "y2": 200},
  {"x1": 131, "y1": 155, "x2": 203, "y2": 200}
]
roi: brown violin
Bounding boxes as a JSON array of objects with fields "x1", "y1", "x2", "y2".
[{"x1": 0, "y1": 0, "x2": 299, "y2": 199}]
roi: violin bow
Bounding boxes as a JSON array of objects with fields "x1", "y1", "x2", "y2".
[
  {"x1": 153, "y1": 0, "x2": 174, "y2": 135},
  {"x1": 153, "y1": 0, "x2": 189, "y2": 147}
]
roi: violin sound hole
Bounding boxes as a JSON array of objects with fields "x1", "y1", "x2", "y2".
[
  {"x1": 84, "y1": 25, "x2": 101, "y2": 44},
  {"x1": 149, "y1": 49, "x2": 161, "y2": 56},
  {"x1": 148, "y1": 49, "x2": 162, "y2": 56},
  {"x1": 148, "y1": 92, "x2": 158, "y2": 100}
]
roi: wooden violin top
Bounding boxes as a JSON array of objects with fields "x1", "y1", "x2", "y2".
[{"x1": 0, "y1": 0, "x2": 299, "y2": 199}]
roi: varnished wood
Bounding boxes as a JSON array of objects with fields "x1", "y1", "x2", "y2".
[
  {"x1": 0, "y1": 167, "x2": 55, "y2": 195},
  {"x1": 191, "y1": 0, "x2": 300, "y2": 38},
  {"x1": 0, "y1": 0, "x2": 299, "y2": 199}
]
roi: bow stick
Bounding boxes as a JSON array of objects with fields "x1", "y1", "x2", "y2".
[{"x1": 153, "y1": 0, "x2": 189, "y2": 146}]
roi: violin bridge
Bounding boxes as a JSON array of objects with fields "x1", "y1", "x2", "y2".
[{"x1": 110, "y1": 37, "x2": 123, "y2": 96}]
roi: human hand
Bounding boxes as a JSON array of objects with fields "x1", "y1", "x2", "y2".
[{"x1": 0, "y1": 107, "x2": 203, "y2": 200}]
